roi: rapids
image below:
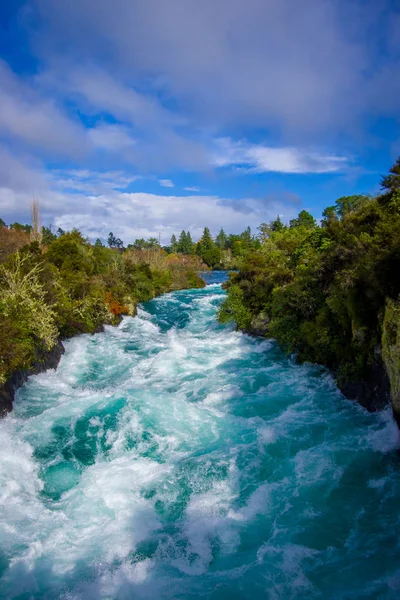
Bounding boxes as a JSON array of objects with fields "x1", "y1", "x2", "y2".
[{"x1": 1, "y1": 272, "x2": 400, "y2": 599}]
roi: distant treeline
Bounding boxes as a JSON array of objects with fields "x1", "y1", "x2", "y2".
[
  {"x1": 0, "y1": 220, "x2": 266, "y2": 269},
  {"x1": 97, "y1": 226, "x2": 264, "y2": 269}
]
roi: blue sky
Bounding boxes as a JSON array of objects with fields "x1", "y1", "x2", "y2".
[{"x1": 0, "y1": 0, "x2": 399, "y2": 243}]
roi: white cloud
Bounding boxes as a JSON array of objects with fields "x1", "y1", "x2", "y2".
[
  {"x1": 89, "y1": 124, "x2": 137, "y2": 151},
  {"x1": 184, "y1": 186, "x2": 201, "y2": 192},
  {"x1": 60, "y1": 67, "x2": 180, "y2": 129},
  {"x1": 213, "y1": 138, "x2": 349, "y2": 174},
  {"x1": 0, "y1": 150, "x2": 298, "y2": 243},
  {"x1": 0, "y1": 60, "x2": 87, "y2": 158},
  {"x1": 50, "y1": 168, "x2": 140, "y2": 194},
  {"x1": 33, "y1": 0, "x2": 399, "y2": 137},
  {"x1": 159, "y1": 179, "x2": 174, "y2": 188},
  {"x1": 52, "y1": 190, "x2": 298, "y2": 244}
]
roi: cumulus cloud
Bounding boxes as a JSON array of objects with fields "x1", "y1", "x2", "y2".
[
  {"x1": 32, "y1": 0, "x2": 400, "y2": 137},
  {"x1": 0, "y1": 60, "x2": 87, "y2": 158},
  {"x1": 52, "y1": 191, "x2": 298, "y2": 244},
  {"x1": 213, "y1": 138, "x2": 349, "y2": 174},
  {"x1": 38, "y1": 65, "x2": 209, "y2": 171},
  {"x1": 0, "y1": 149, "x2": 298, "y2": 242}
]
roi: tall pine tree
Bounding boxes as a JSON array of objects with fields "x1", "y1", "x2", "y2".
[
  {"x1": 216, "y1": 227, "x2": 227, "y2": 249},
  {"x1": 177, "y1": 231, "x2": 194, "y2": 254},
  {"x1": 170, "y1": 234, "x2": 178, "y2": 253}
]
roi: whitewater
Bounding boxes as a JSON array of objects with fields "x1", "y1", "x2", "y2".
[{"x1": 1, "y1": 273, "x2": 400, "y2": 599}]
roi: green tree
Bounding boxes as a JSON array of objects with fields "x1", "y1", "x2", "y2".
[
  {"x1": 108, "y1": 232, "x2": 124, "y2": 249},
  {"x1": 271, "y1": 216, "x2": 285, "y2": 232},
  {"x1": 94, "y1": 238, "x2": 103, "y2": 247},
  {"x1": 170, "y1": 234, "x2": 178, "y2": 253},
  {"x1": 381, "y1": 156, "x2": 400, "y2": 195},
  {"x1": 108, "y1": 232, "x2": 116, "y2": 248},
  {"x1": 196, "y1": 227, "x2": 213, "y2": 258},
  {"x1": 177, "y1": 231, "x2": 194, "y2": 254},
  {"x1": 0, "y1": 218, "x2": 6, "y2": 228},
  {"x1": 321, "y1": 206, "x2": 339, "y2": 227},
  {"x1": 290, "y1": 210, "x2": 316, "y2": 229},
  {"x1": 257, "y1": 223, "x2": 270, "y2": 243},
  {"x1": 201, "y1": 227, "x2": 213, "y2": 250},
  {"x1": 241, "y1": 226, "x2": 252, "y2": 245},
  {"x1": 185, "y1": 232, "x2": 194, "y2": 254},
  {"x1": 202, "y1": 246, "x2": 221, "y2": 268},
  {"x1": 334, "y1": 195, "x2": 366, "y2": 218},
  {"x1": 216, "y1": 228, "x2": 227, "y2": 249},
  {"x1": 42, "y1": 226, "x2": 57, "y2": 245},
  {"x1": 10, "y1": 223, "x2": 32, "y2": 234}
]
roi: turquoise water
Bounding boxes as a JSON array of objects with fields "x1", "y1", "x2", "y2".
[{"x1": 1, "y1": 274, "x2": 400, "y2": 599}]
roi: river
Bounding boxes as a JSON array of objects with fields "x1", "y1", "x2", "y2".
[{"x1": 1, "y1": 273, "x2": 400, "y2": 599}]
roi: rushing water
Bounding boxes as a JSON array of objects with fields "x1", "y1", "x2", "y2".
[{"x1": 1, "y1": 273, "x2": 400, "y2": 599}]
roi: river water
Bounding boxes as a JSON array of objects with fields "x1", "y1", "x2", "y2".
[{"x1": 1, "y1": 273, "x2": 400, "y2": 599}]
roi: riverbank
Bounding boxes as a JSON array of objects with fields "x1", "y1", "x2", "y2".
[
  {"x1": 244, "y1": 314, "x2": 392, "y2": 415},
  {"x1": 0, "y1": 272, "x2": 206, "y2": 415},
  {"x1": 0, "y1": 234, "x2": 206, "y2": 415},
  {"x1": 217, "y1": 161, "x2": 400, "y2": 423}
]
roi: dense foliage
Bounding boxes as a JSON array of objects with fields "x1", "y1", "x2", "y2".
[
  {"x1": 0, "y1": 229, "x2": 206, "y2": 385},
  {"x1": 219, "y1": 159, "x2": 400, "y2": 390}
]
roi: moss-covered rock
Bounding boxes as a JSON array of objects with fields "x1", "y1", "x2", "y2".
[{"x1": 382, "y1": 298, "x2": 400, "y2": 420}]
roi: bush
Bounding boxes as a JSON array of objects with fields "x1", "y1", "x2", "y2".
[{"x1": 0, "y1": 232, "x2": 207, "y2": 384}]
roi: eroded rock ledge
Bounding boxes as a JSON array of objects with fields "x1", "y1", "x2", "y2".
[{"x1": 0, "y1": 340, "x2": 65, "y2": 416}]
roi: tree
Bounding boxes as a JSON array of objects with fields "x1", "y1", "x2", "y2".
[
  {"x1": 108, "y1": 232, "x2": 116, "y2": 248},
  {"x1": 257, "y1": 223, "x2": 270, "y2": 243},
  {"x1": 321, "y1": 206, "x2": 339, "y2": 227},
  {"x1": 147, "y1": 237, "x2": 161, "y2": 248},
  {"x1": 108, "y1": 232, "x2": 124, "y2": 250},
  {"x1": 196, "y1": 227, "x2": 213, "y2": 257},
  {"x1": 170, "y1": 234, "x2": 178, "y2": 253},
  {"x1": 201, "y1": 227, "x2": 213, "y2": 250},
  {"x1": 290, "y1": 210, "x2": 316, "y2": 229},
  {"x1": 271, "y1": 216, "x2": 285, "y2": 232},
  {"x1": 130, "y1": 237, "x2": 160, "y2": 250},
  {"x1": 177, "y1": 231, "x2": 194, "y2": 254},
  {"x1": 334, "y1": 195, "x2": 366, "y2": 218},
  {"x1": 241, "y1": 226, "x2": 252, "y2": 245},
  {"x1": 41, "y1": 226, "x2": 57, "y2": 245},
  {"x1": 94, "y1": 238, "x2": 103, "y2": 247},
  {"x1": 57, "y1": 228, "x2": 65, "y2": 237},
  {"x1": 381, "y1": 156, "x2": 400, "y2": 195},
  {"x1": 216, "y1": 228, "x2": 227, "y2": 249},
  {"x1": 202, "y1": 246, "x2": 221, "y2": 267},
  {"x1": 0, "y1": 218, "x2": 6, "y2": 228},
  {"x1": 10, "y1": 223, "x2": 32, "y2": 234}
]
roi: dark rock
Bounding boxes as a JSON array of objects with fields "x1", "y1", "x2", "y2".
[
  {"x1": 336, "y1": 360, "x2": 391, "y2": 412},
  {"x1": 0, "y1": 340, "x2": 65, "y2": 417},
  {"x1": 244, "y1": 312, "x2": 271, "y2": 337}
]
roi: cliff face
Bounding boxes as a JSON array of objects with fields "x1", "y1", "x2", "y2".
[
  {"x1": 337, "y1": 358, "x2": 391, "y2": 413},
  {"x1": 382, "y1": 298, "x2": 400, "y2": 425},
  {"x1": 241, "y1": 313, "x2": 392, "y2": 415},
  {"x1": 0, "y1": 340, "x2": 65, "y2": 416}
]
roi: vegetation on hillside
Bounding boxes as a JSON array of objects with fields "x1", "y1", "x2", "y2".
[
  {"x1": 0, "y1": 228, "x2": 206, "y2": 386},
  {"x1": 218, "y1": 158, "x2": 400, "y2": 410}
]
